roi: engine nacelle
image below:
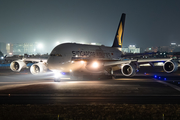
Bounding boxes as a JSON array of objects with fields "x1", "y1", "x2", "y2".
[
  {"x1": 30, "y1": 62, "x2": 48, "y2": 75},
  {"x1": 121, "y1": 63, "x2": 137, "y2": 77},
  {"x1": 163, "y1": 60, "x2": 178, "y2": 73},
  {"x1": 10, "y1": 60, "x2": 27, "y2": 72}
]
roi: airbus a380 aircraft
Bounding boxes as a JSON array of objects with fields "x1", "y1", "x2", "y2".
[{"x1": 10, "y1": 13, "x2": 179, "y2": 82}]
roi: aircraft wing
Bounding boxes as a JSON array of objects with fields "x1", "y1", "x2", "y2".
[
  {"x1": 72, "y1": 57, "x2": 179, "y2": 76},
  {"x1": 72, "y1": 57, "x2": 173, "y2": 67},
  {"x1": 22, "y1": 58, "x2": 48, "y2": 63},
  {"x1": 103, "y1": 58, "x2": 173, "y2": 67}
]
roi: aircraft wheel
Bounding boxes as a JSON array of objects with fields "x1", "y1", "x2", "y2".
[
  {"x1": 112, "y1": 75, "x2": 116, "y2": 80},
  {"x1": 54, "y1": 78, "x2": 61, "y2": 82}
]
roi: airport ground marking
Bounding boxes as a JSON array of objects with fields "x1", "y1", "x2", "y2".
[{"x1": 154, "y1": 79, "x2": 180, "y2": 92}]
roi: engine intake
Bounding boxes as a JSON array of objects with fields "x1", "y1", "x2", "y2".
[
  {"x1": 121, "y1": 63, "x2": 137, "y2": 76},
  {"x1": 163, "y1": 60, "x2": 178, "y2": 73},
  {"x1": 30, "y1": 62, "x2": 47, "y2": 75},
  {"x1": 10, "y1": 60, "x2": 27, "y2": 72}
]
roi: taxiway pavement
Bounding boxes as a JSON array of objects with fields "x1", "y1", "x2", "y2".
[{"x1": 0, "y1": 67, "x2": 180, "y2": 104}]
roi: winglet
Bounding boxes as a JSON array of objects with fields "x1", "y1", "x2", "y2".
[{"x1": 112, "y1": 13, "x2": 126, "y2": 48}]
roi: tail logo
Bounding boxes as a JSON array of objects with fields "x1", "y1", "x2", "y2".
[{"x1": 116, "y1": 22, "x2": 123, "y2": 46}]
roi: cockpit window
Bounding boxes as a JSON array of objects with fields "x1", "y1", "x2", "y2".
[{"x1": 50, "y1": 54, "x2": 62, "y2": 57}]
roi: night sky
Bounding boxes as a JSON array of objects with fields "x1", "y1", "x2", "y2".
[{"x1": 0, "y1": 0, "x2": 180, "y2": 53}]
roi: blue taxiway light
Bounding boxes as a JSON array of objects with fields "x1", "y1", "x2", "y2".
[
  {"x1": 154, "y1": 75, "x2": 157, "y2": 78},
  {"x1": 61, "y1": 72, "x2": 66, "y2": 75},
  {"x1": 164, "y1": 78, "x2": 166, "y2": 80},
  {"x1": 159, "y1": 77, "x2": 161, "y2": 79}
]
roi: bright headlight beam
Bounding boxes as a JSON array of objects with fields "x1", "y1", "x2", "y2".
[{"x1": 53, "y1": 71, "x2": 61, "y2": 78}]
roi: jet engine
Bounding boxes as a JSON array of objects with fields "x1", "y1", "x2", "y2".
[
  {"x1": 10, "y1": 60, "x2": 27, "y2": 72},
  {"x1": 121, "y1": 63, "x2": 137, "y2": 76},
  {"x1": 30, "y1": 62, "x2": 48, "y2": 75},
  {"x1": 163, "y1": 60, "x2": 178, "y2": 73}
]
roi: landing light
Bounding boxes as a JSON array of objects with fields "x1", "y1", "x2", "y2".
[
  {"x1": 54, "y1": 71, "x2": 61, "y2": 78},
  {"x1": 92, "y1": 61, "x2": 99, "y2": 68}
]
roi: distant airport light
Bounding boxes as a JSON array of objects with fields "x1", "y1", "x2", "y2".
[
  {"x1": 129, "y1": 45, "x2": 135, "y2": 47},
  {"x1": 71, "y1": 61, "x2": 74, "y2": 63},
  {"x1": 92, "y1": 61, "x2": 99, "y2": 68},
  {"x1": 171, "y1": 43, "x2": 176, "y2": 45},
  {"x1": 91, "y1": 43, "x2": 96, "y2": 45},
  {"x1": 1, "y1": 57, "x2": 4, "y2": 59},
  {"x1": 37, "y1": 43, "x2": 43, "y2": 49},
  {"x1": 70, "y1": 69, "x2": 72, "y2": 72},
  {"x1": 164, "y1": 78, "x2": 167, "y2": 80},
  {"x1": 159, "y1": 77, "x2": 161, "y2": 79},
  {"x1": 81, "y1": 61, "x2": 84, "y2": 64},
  {"x1": 79, "y1": 42, "x2": 85, "y2": 44}
]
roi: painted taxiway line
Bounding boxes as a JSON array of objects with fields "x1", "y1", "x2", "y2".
[{"x1": 155, "y1": 79, "x2": 180, "y2": 92}]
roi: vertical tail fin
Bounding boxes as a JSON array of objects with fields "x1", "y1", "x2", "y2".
[{"x1": 112, "y1": 13, "x2": 126, "y2": 48}]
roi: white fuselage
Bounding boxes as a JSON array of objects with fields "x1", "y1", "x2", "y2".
[{"x1": 47, "y1": 43, "x2": 122, "y2": 73}]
